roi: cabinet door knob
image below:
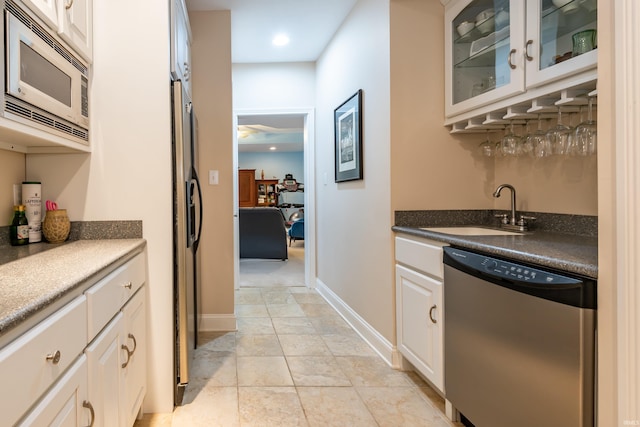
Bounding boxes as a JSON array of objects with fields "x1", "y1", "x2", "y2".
[
  {"x1": 429, "y1": 305, "x2": 438, "y2": 324},
  {"x1": 123, "y1": 281, "x2": 133, "y2": 289},
  {"x1": 127, "y1": 333, "x2": 137, "y2": 355},
  {"x1": 65, "y1": 0, "x2": 74, "y2": 9},
  {"x1": 508, "y1": 49, "x2": 517, "y2": 70},
  {"x1": 83, "y1": 401, "x2": 95, "y2": 427},
  {"x1": 525, "y1": 40, "x2": 534, "y2": 61},
  {"x1": 46, "y1": 350, "x2": 61, "y2": 364}
]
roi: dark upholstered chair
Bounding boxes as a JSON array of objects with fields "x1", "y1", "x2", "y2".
[
  {"x1": 288, "y1": 218, "x2": 304, "y2": 246},
  {"x1": 239, "y1": 208, "x2": 288, "y2": 260}
]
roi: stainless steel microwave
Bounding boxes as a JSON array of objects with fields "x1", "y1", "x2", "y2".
[{"x1": 3, "y1": 0, "x2": 89, "y2": 143}]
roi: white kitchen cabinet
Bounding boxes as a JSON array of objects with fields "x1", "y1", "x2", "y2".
[
  {"x1": 17, "y1": 355, "x2": 92, "y2": 427},
  {"x1": 395, "y1": 236, "x2": 447, "y2": 393},
  {"x1": 444, "y1": 0, "x2": 597, "y2": 121},
  {"x1": 19, "y1": 0, "x2": 93, "y2": 62},
  {"x1": 57, "y1": 0, "x2": 93, "y2": 62},
  {"x1": 121, "y1": 289, "x2": 147, "y2": 427},
  {"x1": 86, "y1": 313, "x2": 125, "y2": 427},
  {"x1": 3, "y1": 251, "x2": 147, "y2": 427},
  {"x1": 171, "y1": 0, "x2": 192, "y2": 95}
]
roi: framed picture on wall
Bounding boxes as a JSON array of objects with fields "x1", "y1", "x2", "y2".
[{"x1": 334, "y1": 89, "x2": 363, "y2": 182}]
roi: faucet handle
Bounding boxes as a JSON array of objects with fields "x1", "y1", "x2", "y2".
[
  {"x1": 517, "y1": 215, "x2": 537, "y2": 226},
  {"x1": 494, "y1": 213, "x2": 509, "y2": 225}
]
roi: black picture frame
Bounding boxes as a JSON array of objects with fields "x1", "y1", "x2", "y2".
[{"x1": 334, "y1": 90, "x2": 363, "y2": 182}]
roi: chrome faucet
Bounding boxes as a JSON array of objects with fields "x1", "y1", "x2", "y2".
[
  {"x1": 492, "y1": 184, "x2": 536, "y2": 231},
  {"x1": 493, "y1": 184, "x2": 517, "y2": 226}
]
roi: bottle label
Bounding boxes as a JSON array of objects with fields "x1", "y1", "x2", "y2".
[{"x1": 17, "y1": 225, "x2": 29, "y2": 240}]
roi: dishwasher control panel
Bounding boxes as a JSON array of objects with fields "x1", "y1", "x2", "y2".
[{"x1": 444, "y1": 247, "x2": 582, "y2": 286}]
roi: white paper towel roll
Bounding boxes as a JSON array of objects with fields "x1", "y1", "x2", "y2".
[{"x1": 22, "y1": 182, "x2": 42, "y2": 243}]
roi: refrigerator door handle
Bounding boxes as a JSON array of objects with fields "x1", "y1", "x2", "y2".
[{"x1": 193, "y1": 167, "x2": 203, "y2": 252}]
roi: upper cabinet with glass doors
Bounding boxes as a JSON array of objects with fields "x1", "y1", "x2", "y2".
[{"x1": 444, "y1": 0, "x2": 597, "y2": 119}]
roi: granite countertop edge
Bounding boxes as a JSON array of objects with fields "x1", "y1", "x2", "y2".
[
  {"x1": 0, "y1": 238, "x2": 147, "y2": 346},
  {"x1": 393, "y1": 225, "x2": 598, "y2": 279}
]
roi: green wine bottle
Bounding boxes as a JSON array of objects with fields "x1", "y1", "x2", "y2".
[{"x1": 10, "y1": 205, "x2": 29, "y2": 246}]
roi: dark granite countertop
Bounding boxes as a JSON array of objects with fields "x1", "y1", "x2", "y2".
[{"x1": 393, "y1": 210, "x2": 598, "y2": 279}]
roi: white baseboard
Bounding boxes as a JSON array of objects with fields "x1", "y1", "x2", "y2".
[
  {"x1": 315, "y1": 278, "x2": 399, "y2": 368},
  {"x1": 199, "y1": 314, "x2": 237, "y2": 332}
]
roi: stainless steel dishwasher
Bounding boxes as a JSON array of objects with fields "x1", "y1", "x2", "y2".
[{"x1": 443, "y1": 246, "x2": 596, "y2": 427}]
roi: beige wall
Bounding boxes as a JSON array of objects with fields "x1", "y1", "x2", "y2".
[
  {"x1": 0, "y1": 151, "x2": 25, "y2": 224},
  {"x1": 390, "y1": 0, "x2": 490, "y2": 212},
  {"x1": 189, "y1": 11, "x2": 234, "y2": 317}
]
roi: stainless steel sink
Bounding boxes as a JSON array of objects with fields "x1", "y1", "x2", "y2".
[{"x1": 420, "y1": 226, "x2": 523, "y2": 236}]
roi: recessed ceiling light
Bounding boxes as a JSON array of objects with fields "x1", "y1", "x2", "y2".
[
  {"x1": 272, "y1": 34, "x2": 290, "y2": 47},
  {"x1": 269, "y1": 146, "x2": 277, "y2": 151}
]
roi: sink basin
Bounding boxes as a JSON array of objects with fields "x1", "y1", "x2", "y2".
[{"x1": 420, "y1": 226, "x2": 523, "y2": 236}]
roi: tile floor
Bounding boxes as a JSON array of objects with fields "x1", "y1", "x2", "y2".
[{"x1": 135, "y1": 286, "x2": 460, "y2": 427}]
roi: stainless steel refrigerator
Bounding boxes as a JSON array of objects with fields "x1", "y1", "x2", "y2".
[{"x1": 171, "y1": 78, "x2": 202, "y2": 405}]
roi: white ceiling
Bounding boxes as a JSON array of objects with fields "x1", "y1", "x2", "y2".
[
  {"x1": 186, "y1": 0, "x2": 358, "y2": 63},
  {"x1": 186, "y1": 0, "x2": 357, "y2": 152}
]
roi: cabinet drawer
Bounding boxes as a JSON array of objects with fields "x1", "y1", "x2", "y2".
[
  {"x1": 395, "y1": 236, "x2": 446, "y2": 279},
  {"x1": 86, "y1": 253, "x2": 146, "y2": 341},
  {"x1": 0, "y1": 295, "x2": 87, "y2": 427}
]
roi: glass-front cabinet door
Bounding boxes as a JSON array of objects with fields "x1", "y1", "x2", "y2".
[
  {"x1": 445, "y1": 0, "x2": 525, "y2": 118},
  {"x1": 525, "y1": 0, "x2": 597, "y2": 88}
]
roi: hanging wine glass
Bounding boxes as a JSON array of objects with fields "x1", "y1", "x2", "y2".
[
  {"x1": 572, "y1": 97, "x2": 597, "y2": 156},
  {"x1": 500, "y1": 122, "x2": 522, "y2": 157},
  {"x1": 478, "y1": 131, "x2": 496, "y2": 157},
  {"x1": 546, "y1": 107, "x2": 572, "y2": 156},
  {"x1": 529, "y1": 116, "x2": 549, "y2": 158}
]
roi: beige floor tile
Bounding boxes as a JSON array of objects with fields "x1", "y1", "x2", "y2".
[
  {"x1": 321, "y1": 334, "x2": 377, "y2": 357},
  {"x1": 261, "y1": 289, "x2": 297, "y2": 304},
  {"x1": 292, "y1": 292, "x2": 326, "y2": 304},
  {"x1": 266, "y1": 302, "x2": 306, "y2": 317},
  {"x1": 309, "y1": 316, "x2": 356, "y2": 335},
  {"x1": 188, "y1": 351, "x2": 237, "y2": 387},
  {"x1": 336, "y1": 356, "x2": 413, "y2": 387},
  {"x1": 236, "y1": 334, "x2": 284, "y2": 356},
  {"x1": 299, "y1": 303, "x2": 340, "y2": 317},
  {"x1": 272, "y1": 317, "x2": 317, "y2": 335},
  {"x1": 287, "y1": 356, "x2": 352, "y2": 386},
  {"x1": 288, "y1": 286, "x2": 312, "y2": 294},
  {"x1": 239, "y1": 387, "x2": 308, "y2": 427},
  {"x1": 172, "y1": 387, "x2": 240, "y2": 427},
  {"x1": 236, "y1": 304, "x2": 270, "y2": 318},
  {"x1": 297, "y1": 387, "x2": 377, "y2": 427},
  {"x1": 236, "y1": 291, "x2": 265, "y2": 305},
  {"x1": 279, "y1": 334, "x2": 331, "y2": 356},
  {"x1": 236, "y1": 317, "x2": 275, "y2": 335},
  {"x1": 357, "y1": 387, "x2": 457, "y2": 427},
  {"x1": 197, "y1": 331, "x2": 236, "y2": 354},
  {"x1": 237, "y1": 356, "x2": 294, "y2": 386}
]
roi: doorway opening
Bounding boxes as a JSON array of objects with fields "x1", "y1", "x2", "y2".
[{"x1": 232, "y1": 109, "x2": 316, "y2": 290}]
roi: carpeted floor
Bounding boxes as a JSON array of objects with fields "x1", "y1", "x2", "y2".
[{"x1": 239, "y1": 241, "x2": 305, "y2": 287}]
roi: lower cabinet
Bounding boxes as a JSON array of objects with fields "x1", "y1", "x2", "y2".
[
  {"x1": 5, "y1": 251, "x2": 147, "y2": 427},
  {"x1": 17, "y1": 355, "x2": 90, "y2": 426},
  {"x1": 395, "y1": 236, "x2": 446, "y2": 393}
]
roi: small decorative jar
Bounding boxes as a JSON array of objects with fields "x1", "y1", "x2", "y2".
[{"x1": 42, "y1": 209, "x2": 71, "y2": 243}]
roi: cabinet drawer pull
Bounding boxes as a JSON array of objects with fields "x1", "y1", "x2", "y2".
[
  {"x1": 45, "y1": 350, "x2": 61, "y2": 364},
  {"x1": 123, "y1": 281, "x2": 133, "y2": 289},
  {"x1": 429, "y1": 305, "x2": 437, "y2": 324},
  {"x1": 83, "y1": 401, "x2": 95, "y2": 427},
  {"x1": 127, "y1": 333, "x2": 137, "y2": 355},
  {"x1": 65, "y1": 0, "x2": 74, "y2": 9},
  {"x1": 508, "y1": 48, "x2": 517, "y2": 70}
]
